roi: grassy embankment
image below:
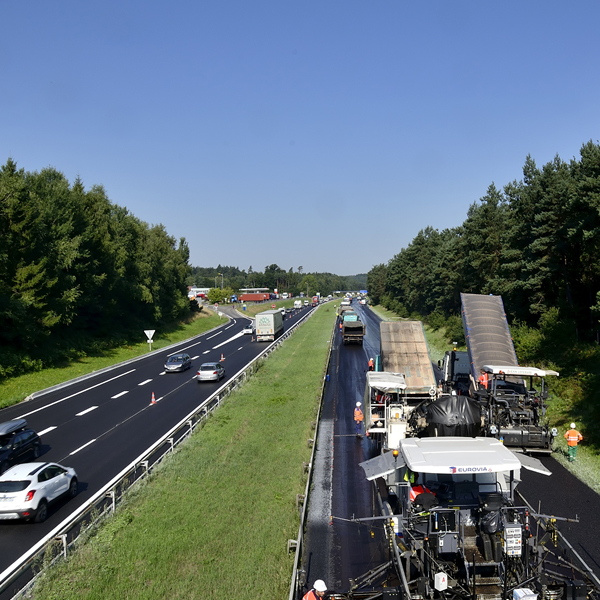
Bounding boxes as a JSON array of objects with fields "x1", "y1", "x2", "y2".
[
  {"x1": 31, "y1": 302, "x2": 337, "y2": 600},
  {"x1": 368, "y1": 304, "x2": 600, "y2": 493},
  {"x1": 0, "y1": 310, "x2": 224, "y2": 410}
]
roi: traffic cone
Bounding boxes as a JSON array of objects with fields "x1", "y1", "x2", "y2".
[
  {"x1": 150, "y1": 392, "x2": 156, "y2": 405},
  {"x1": 251, "y1": 335, "x2": 255, "y2": 342},
  {"x1": 220, "y1": 353, "x2": 225, "y2": 361}
]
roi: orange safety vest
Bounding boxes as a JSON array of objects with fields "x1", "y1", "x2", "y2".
[
  {"x1": 303, "y1": 591, "x2": 319, "y2": 600},
  {"x1": 478, "y1": 372, "x2": 489, "y2": 388},
  {"x1": 368, "y1": 359, "x2": 374, "y2": 369},
  {"x1": 564, "y1": 429, "x2": 582, "y2": 447},
  {"x1": 354, "y1": 408, "x2": 364, "y2": 423}
]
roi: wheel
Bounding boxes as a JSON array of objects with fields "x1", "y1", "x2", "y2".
[
  {"x1": 68, "y1": 477, "x2": 78, "y2": 498},
  {"x1": 32, "y1": 444, "x2": 41, "y2": 459},
  {"x1": 34, "y1": 500, "x2": 48, "y2": 523}
]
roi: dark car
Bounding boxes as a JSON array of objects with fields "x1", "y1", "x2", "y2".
[
  {"x1": 0, "y1": 419, "x2": 42, "y2": 474},
  {"x1": 164, "y1": 353, "x2": 192, "y2": 373}
]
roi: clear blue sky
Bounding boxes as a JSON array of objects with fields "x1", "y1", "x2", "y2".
[{"x1": 2, "y1": 1, "x2": 599, "y2": 276}]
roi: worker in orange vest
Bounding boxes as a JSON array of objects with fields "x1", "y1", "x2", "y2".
[
  {"x1": 354, "y1": 402, "x2": 364, "y2": 436},
  {"x1": 478, "y1": 369, "x2": 489, "y2": 390},
  {"x1": 564, "y1": 423, "x2": 583, "y2": 462},
  {"x1": 368, "y1": 357, "x2": 374, "y2": 371},
  {"x1": 303, "y1": 579, "x2": 327, "y2": 599}
]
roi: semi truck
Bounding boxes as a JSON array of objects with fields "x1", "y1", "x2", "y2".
[
  {"x1": 255, "y1": 309, "x2": 284, "y2": 342},
  {"x1": 461, "y1": 293, "x2": 558, "y2": 453},
  {"x1": 238, "y1": 293, "x2": 269, "y2": 302}
]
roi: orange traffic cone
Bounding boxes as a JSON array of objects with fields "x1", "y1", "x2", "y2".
[
  {"x1": 251, "y1": 336, "x2": 255, "y2": 342},
  {"x1": 220, "y1": 353, "x2": 225, "y2": 361},
  {"x1": 150, "y1": 392, "x2": 156, "y2": 405}
]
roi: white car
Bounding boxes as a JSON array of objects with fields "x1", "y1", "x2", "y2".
[
  {"x1": 0, "y1": 462, "x2": 78, "y2": 523},
  {"x1": 242, "y1": 322, "x2": 254, "y2": 335}
]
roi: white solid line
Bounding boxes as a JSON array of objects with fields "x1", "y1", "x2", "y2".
[
  {"x1": 69, "y1": 439, "x2": 96, "y2": 455},
  {"x1": 18, "y1": 369, "x2": 137, "y2": 419},
  {"x1": 225, "y1": 323, "x2": 235, "y2": 329},
  {"x1": 38, "y1": 426, "x2": 57, "y2": 436},
  {"x1": 111, "y1": 391, "x2": 129, "y2": 399},
  {"x1": 76, "y1": 406, "x2": 98, "y2": 416},
  {"x1": 212, "y1": 331, "x2": 245, "y2": 349},
  {"x1": 207, "y1": 331, "x2": 222, "y2": 339},
  {"x1": 138, "y1": 379, "x2": 153, "y2": 386}
]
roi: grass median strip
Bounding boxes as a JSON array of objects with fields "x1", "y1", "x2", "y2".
[{"x1": 33, "y1": 305, "x2": 337, "y2": 600}]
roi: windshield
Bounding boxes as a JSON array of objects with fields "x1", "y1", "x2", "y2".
[
  {"x1": 167, "y1": 356, "x2": 185, "y2": 363},
  {"x1": 0, "y1": 481, "x2": 30, "y2": 492}
]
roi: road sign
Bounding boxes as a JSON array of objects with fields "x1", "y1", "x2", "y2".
[
  {"x1": 272, "y1": 304, "x2": 276, "y2": 309},
  {"x1": 144, "y1": 330, "x2": 155, "y2": 341}
]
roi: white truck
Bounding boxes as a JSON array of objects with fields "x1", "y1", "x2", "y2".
[
  {"x1": 294, "y1": 300, "x2": 302, "y2": 309},
  {"x1": 255, "y1": 309, "x2": 284, "y2": 342}
]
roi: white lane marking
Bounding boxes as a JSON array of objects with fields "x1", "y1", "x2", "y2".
[
  {"x1": 18, "y1": 369, "x2": 136, "y2": 419},
  {"x1": 76, "y1": 406, "x2": 98, "y2": 416},
  {"x1": 191, "y1": 355, "x2": 200, "y2": 360},
  {"x1": 69, "y1": 439, "x2": 96, "y2": 455},
  {"x1": 159, "y1": 371, "x2": 166, "y2": 375},
  {"x1": 238, "y1": 347, "x2": 243, "y2": 350},
  {"x1": 212, "y1": 331, "x2": 245, "y2": 349},
  {"x1": 225, "y1": 323, "x2": 235, "y2": 330},
  {"x1": 38, "y1": 426, "x2": 57, "y2": 436},
  {"x1": 207, "y1": 331, "x2": 222, "y2": 340},
  {"x1": 202, "y1": 350, "x2": 210, "y2": 354},
  {"x1": 111, "y1": 391, "x2": 128, "y2": 399},
  {"x1": 138, "y1": 379, "x2": 153, "y2": 386}
]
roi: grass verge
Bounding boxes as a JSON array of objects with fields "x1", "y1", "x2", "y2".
[
  {"x1": 0, "y1": 310, "x2": 223, "y2": 410},
  {"x1": 32, "y1": 304, "x2": 337, "y2": 600}
]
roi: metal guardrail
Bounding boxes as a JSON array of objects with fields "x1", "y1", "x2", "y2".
[
  {"x1": 288, "y1": 318, "x2": 337, "y2": 600},
  {"x1": 0, "y1": 307, "x2": 317, "y2": 599}
]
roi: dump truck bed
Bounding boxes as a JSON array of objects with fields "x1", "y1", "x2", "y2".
[
  {"x1": 460, "y1": 293, "x2": 519, "y2": 378},
  {"x1": 379, "y1": 321, "x2": 436, "y2": 394}
]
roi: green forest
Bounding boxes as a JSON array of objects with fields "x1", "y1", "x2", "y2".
[
  {"x1": 367, "y1": 140, "x2": 600, "y2": 446},
  {"x1": 0, "y1": 158, "x2": 365, "y2": 380}
]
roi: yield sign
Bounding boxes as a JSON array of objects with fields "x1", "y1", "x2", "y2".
[{"x1": 144, "y1": 329, "x2": 155, "y2": 341}]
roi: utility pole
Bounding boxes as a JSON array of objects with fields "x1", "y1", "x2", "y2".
[{"x1": 220, "y1": 273, "x2": 223, "y2": 289}]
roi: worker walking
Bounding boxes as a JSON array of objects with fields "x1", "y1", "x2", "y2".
[
  {"x1": 368, "y1": 357, "x2": 374, "y2": 371},
  {"x1": 303, "y1": 579, "x2": 327, "y2": 599},
  {"x1": 354, "y1": 401, "x2": 364, "y2": 437},
  {"x1": 564, "y1": 423, "x2": 583, "y2": 462}
]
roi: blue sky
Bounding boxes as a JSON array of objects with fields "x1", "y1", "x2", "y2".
[{"x1": 2, "y1": 1, "x2": 599, "y2": 276}]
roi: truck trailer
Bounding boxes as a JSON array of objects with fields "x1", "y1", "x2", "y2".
[
  {"x1": 239, "y1": 293, "x2": 269, "y2": 302},
  {"x1": 341, "y1": 315, "x2": 365, "y2": 345},
  {"x1": 255, "y1": 309, "x2": 284, "y2": 342}
]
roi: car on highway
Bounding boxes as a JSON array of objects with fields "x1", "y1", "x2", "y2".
[
  {"x1": 0, "y1": 462, "x2": 78, "y2": 523},
  {"x1": 0, "y1": 420, "x2": 42, "y2": 474},
  {"x1": 197, "y1": 362, "x2": 225, "y2": 382},
  {"x1": 242, "y1": 322, "x2": 254, "y2": 335},
  {"x1": 164, "y1": 353, "x2": 192, "y2": 372}
]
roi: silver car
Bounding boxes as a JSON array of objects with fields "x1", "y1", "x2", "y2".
[
  {"x1": 0, "y1": 462, "x2": 78, "y2": 523},
  {"x1": 197, "y1": 362, "x2": 225, "y2": 382},
  {"x1": 164, "y1": 353, "x2": 192, "y2": 372}
]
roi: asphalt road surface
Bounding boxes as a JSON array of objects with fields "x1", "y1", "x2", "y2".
[
  {"x1": 301, "y1": 304, "x2": 600, "y2": 597},
  {"x1": 0, "y1": 304, "x2": 313, "y2": 585}
]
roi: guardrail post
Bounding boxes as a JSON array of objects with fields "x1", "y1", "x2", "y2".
[
  {"x1": 303, "y1": 462, "x2": 310, "y2": 473},
  {"x1": 307, "y1": 438, "x2": 314, "y2": 447},
  {"x1": 106, "y1": 490, "x2": 116, "y2": 513},
  {"x1": 141, "y1": 460, "x2": 149, "y2": 475},
  {"x1": 296, "y1": 494, "x2": 305, "y2": 510},
  {"x1": 167, "y1": 437, "x2": 174, "y2": 453},
  {"x1": 287, "y1": 539, "x2": 298, "y2": 553},
  {"x1": 55, "y1": 534, "x2": 68, "y2": 558}
]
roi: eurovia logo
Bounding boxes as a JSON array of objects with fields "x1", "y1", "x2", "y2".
[
  {"x1": 450, "y1": 467, "x2": 457, "y2": 474},
  {"x1": 449, "y1": 466, "x2": 493, "y2": 473}
]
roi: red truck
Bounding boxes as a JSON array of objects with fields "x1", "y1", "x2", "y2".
[
  {"x1": 239, "y1": 293, "x2": 269, "y2": 302},
  {"x1": 311, "y1": 296, "x2": 319, "y2": 307}
]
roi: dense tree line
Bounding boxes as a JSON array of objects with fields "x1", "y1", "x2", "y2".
[
  {"x1": 188, "y1": 264, "x2": 367, "y2": 298},
  {"x1": 0, "y1": 159, "x2": 192, "y2": 378},
  {"x1": 367, "y1": 140, "x2": 600, "y2": 342}
]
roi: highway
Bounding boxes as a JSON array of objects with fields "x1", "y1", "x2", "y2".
[
  {"x1": 301, "y1": 303, "x2": 600, "y2": 596},
  {"x1": 0, "y1": 304, "x2": 313, "y2": 581}
]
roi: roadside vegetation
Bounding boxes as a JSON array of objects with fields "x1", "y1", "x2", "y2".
[
  {"x1": 32, "y1": 304, "x2": 336, "y2": 600},
  {"x1": 0, "y1": 310, "x2": 222, "y2": 410}
]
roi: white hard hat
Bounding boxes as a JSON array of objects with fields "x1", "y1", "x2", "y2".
[
  {"x1": 571, "y1": 423, "x2": 576, "y2": 429},
  {"x1": 356, "y1": 402, "x2": 361, "y2": 407},
  {"x1": 314, "y1": 580, "x2": 327, "y2": 592}
]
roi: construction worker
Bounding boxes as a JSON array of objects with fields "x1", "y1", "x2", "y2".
[
  {"x1": 354, "y1": 402, "x2": 364, "y2": 436},
  {"x1": 478, "y1": 369, "x2": 489, "y2": 390},
  {"x1": 368, "y1": 357, "x2": 374, "y2": 371},
  {"x1": 303, "y1": 579, "x2": 327, "y2": 599},
  {"x1": 564, "y1": 423, "x2": 583, "y2": 462}
]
